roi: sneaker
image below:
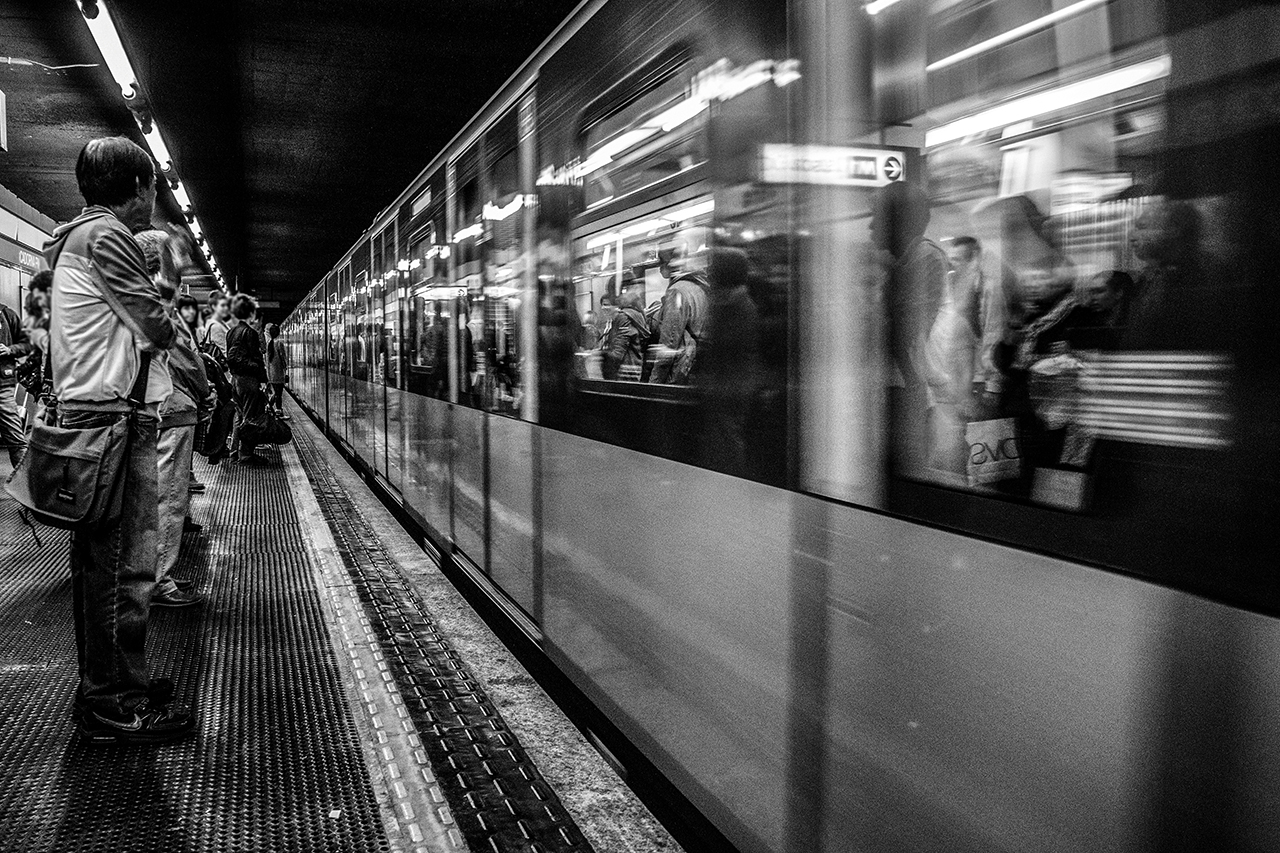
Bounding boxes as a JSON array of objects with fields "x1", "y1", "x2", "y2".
[
  {"x1": 188, "y1": 482, "x2": 206, "y2": 494},
  {"x1": 72, "y1": 678, "x2": 176, "y2": 720},
  {"x1": 182, "y1": 518, "x2": 203, "y2": 533},
  {"x1": 78, "y1": 700, "x2": 195, "y2": 745},
  {"x1": 236, "y1": 454, "x2": 266, "y2": 466},
  {"x1": 152, "y1": 588, "x2": 203, "y2": 608},
  {"x1": 172, "y1": 577, "x2": 196, "y2": 591}
]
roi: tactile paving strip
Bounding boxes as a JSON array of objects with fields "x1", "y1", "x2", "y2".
[
  {"x1": 0, "y1": 448, "x2": 391, "y2": 853},
  {"x1": 292, "y1": 424, "x2": 596, "y2": 853}
]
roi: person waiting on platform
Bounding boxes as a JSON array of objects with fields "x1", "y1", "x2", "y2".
[
  {"x1": 225, "y1": 293, "x2": 269, "y2": 464},
  {"x1": 0, "y1": 282, "x2": 34, "y2": 469},
  {"x1": 201, "y1": 291, "x2": 232, "y2": 358},
  {"x1": 45, "y1": 136, "x2": 192, "y2": 743},
  {"x1": 17, "y1": 270, "x2": 52, "y2": 436},
  {"x1": 135, "y1": 228, "x2": 210, "y2": 609},
  {"x1": 265, "y1": 322, "x2": 289, "y2": 419}
]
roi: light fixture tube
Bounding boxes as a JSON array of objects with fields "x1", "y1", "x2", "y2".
[
  {"x1": 924, "y1": 54, "x2": 1171, "y2": 148},
  {"x1": 927, "y1": 0, "x2": 1111, "y2": 73},
  {"x1": 143, "y1": 125, "x2": 173, "y2": 172},
  {"x1": 865, "y1": 0, "x2": 907, "y2": 15},
  {"x1": 77, "y1": 0, "x2": 136, "y2": 98},
  {"x1": 78, "y1": 0, "x2": 225, "y2": 282}
]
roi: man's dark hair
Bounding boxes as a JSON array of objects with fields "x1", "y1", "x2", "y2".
[
  {"x1": 76, "y1": 137, "x2": 155, "y2": 207},
  {"x1": 949, "y1": 235, "x2": 981, "y2": 263},
  {"x1": 29, "y1": 270, "x2": 53, "y2": 293},
  {"x1": 230, "y1": 293, "x2": 257, "y2": 320},
  {"x1": 266, "y1": 323, "x2": 280, "y2": 338}
]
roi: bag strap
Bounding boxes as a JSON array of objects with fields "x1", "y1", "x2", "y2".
[{"x1": 127, "y1": 352, "x2": 152, "y2": 407}]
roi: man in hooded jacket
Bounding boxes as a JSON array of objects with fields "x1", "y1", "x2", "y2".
[{"x1": 44, "y1": 137, "x2": 193, "y2": 744}]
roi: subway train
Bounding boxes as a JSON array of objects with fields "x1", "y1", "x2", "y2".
[{"x1": 282, "y1": 1, "x2": 1279, "y2": 851}]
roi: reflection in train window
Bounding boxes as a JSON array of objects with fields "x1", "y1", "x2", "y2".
[
  {"x1": 857, "y1": 0, "x2": 1233, "y2": 516},
  {"x1": 571, "y1": 197, "x2": 713, "y2": 383}
]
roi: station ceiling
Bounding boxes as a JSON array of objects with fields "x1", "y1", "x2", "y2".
[{"x1": 0, "y1": 0, "x2": 581, "y2": 317}]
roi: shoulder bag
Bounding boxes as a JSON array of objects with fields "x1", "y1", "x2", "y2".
[{"x1": 5, "y1": 345, "x2": 151, "y2": 532}]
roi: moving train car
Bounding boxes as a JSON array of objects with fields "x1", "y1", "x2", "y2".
[{"x1": 284, "y1": 1, "x2": 1279, "y2": 850}]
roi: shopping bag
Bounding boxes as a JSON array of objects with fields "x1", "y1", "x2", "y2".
[{"x1": 965, "y1": 417, "x2": 1022, "y2": 487}]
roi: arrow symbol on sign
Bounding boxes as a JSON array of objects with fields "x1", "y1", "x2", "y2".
[{"x1": 883, "y1": 157, "x2": 903, "y2": 181}]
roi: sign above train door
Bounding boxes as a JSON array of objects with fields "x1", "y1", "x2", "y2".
[{"x1": 759, "y1": 144, "x2": 910, "y2": 187}]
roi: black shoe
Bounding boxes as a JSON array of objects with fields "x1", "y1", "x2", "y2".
[
  {"x1": 236, "y1": 454, "x2": 266, "y2": 466},
  {"x1": 182, "y1": 518, "x2": 203, "y2": 533},
  {"x1": 172, "y1": 577, "x2": 196, "y2": 591},
  {"x1": 78, "y1": 700, "x2": 195, "y2": 745},
  {"x1": 152, "y1": 588, "x2": 203, "y2": 608},
  {"x1": 72, "y1": 678, "x2": 176, "y2": 720},
  {"x1": 188, "y1": 482, "x2": 206, "y2": 494},
  {"x1": 207, "y1": 448, "x2": 229, "y2": 466}
]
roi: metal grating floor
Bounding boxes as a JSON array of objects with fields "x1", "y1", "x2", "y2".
[
  {"x1": 291, "y1": 424, "x2": 595, "y2": 853},
  {"x1": 0, "y1": 448, "x2": 391, "y2": 853}
]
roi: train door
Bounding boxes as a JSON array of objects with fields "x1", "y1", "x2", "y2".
[
  {"x1": 448, "y1": 149, "x2": 489, "y2": 573},
  {"x1": 482, "y1": 97, "x2": 539, "y2": 620},
  {"x1": 334, "y1": 264, "x2": 353, "y2": 450},
  {"x1": 350, "y1": 239, "x2": 373, "y2": 469},
  {"x1": 370, "y1": 228, "x2": 392, "y2": 488},
  {"x1": 402, "y1": 175, "x2": 453, "y2": 544}
]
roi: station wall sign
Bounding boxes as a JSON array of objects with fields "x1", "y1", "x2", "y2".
[
  {"x1": 759, "y1": 143, "x2": 909, "y2": 188},
  {"x1": 0, "y1": 235, "x2": 44, "y2": 272}
]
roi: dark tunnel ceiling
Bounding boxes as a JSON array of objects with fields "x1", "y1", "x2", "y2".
[{"x1": 0, "y1": 0, "x2": 583, "y2": 316}]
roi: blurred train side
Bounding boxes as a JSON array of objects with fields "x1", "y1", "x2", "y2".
[{"x1": 284, "y1": 1, "x2": 1280, "y2": 851}]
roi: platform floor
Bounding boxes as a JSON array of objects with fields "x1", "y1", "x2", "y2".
[{"x1": 0, "y1": 402, "x2": 676, "y2": 853}]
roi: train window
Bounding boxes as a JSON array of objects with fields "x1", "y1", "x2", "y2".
[
  {"x1": 579, "y1": 55, "x2": 707, "y2": 209},
  {"x1": 571, "y1": 195, "x2": 712, "y2": 382},
  {"x1": 452, "y1": 150, "x2": 485, "y2": 410},
  {"x1": 790, "y1": 0, "x2": 1274, "y2": 598},
  {"x1": 847, "y1": 0, "x2": 1235, "y2": 519},
  {"x1": 478, "y1": 111, "x2": 527, "y2": 416}
]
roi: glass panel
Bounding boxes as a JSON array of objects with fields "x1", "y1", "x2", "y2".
[
  {"x1": 371, "y1": 231, "x2": 390, "y2": 481},
  {"x1": 406, "y1": 189, "x2": 451, "y2": 400},
  {"x1": 487, "y1": 415, "x2": 535, "y2": 614},
  {"x1": 450, "y1": 404, "x2": 486, "y2": 571},
  {"x1": 579, "y1": 60, "x2": 708, "y2": 209},
  {"x1": 402, "y1": 391, "x2": 452, "y2": 544},
  {"x1": 335, "y1": 267, "x2": 353, "y2": 448},
  {"x1": 479, "y1": 112, "x2": 528, "y2": 416}
]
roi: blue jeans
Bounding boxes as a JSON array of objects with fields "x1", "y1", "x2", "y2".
[{"x1": 63, "y1": 409, "x2": 160, "y2": 717}]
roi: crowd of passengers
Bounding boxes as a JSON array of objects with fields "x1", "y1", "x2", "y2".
[
  {"x1": 0, "y1": 136, "x2": 289, "y2": 744},
  {"x1": 553, "y1": 180, "x2": 1213, "y2": 490}
]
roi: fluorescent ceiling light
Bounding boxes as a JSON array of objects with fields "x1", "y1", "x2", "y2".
[
  {"x1": 171, "y1": 184, "x2": 192, "y2": 214},
  {"x1": 925, "y1": 55, "x2": 1171, "y2": 148},
  {"x1": 78, "y1": 0, "x2": 225, "y2": 281},
  {"x1": 865, "y1": 0, "x2": 906, "y2": 15},
  {"x1": 584, "y1": 200, "x2": 715, "y2": 250},
  {"x1": 78, "y1": 1, "x2": 136, "y2": 98},
  {"x1": 483, "y1": 195, "x2": 526, "y2": 221},
  {"x1": 143, "y1": 125, "x2": 172, "y2": 172},
  {"x1": 927, "y1": 0, "x2": 1110, "y2": 73},
  {"x1": 654, "y1": 97, "x2": 707, "y2": 133}
]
